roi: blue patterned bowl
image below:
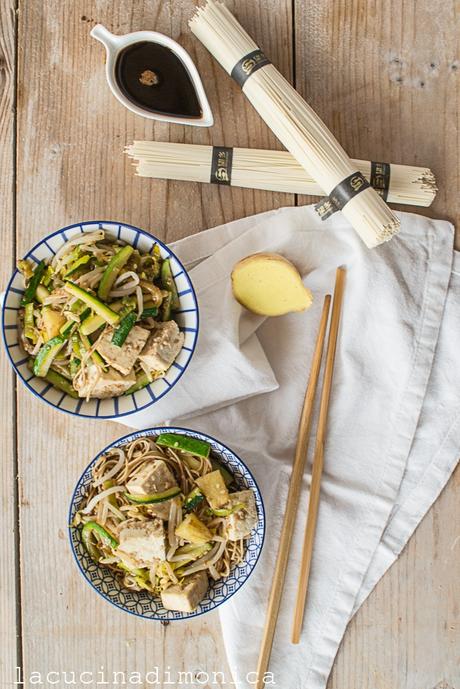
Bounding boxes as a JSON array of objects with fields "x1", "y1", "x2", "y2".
[
  {"x1": 68, "y1": 427, "x2": 265, "y2": 620},
  {"x1": 2, "y1": 221, "x2": 199, "y2": 419}
]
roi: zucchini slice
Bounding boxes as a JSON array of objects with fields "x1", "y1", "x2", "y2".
[
  {"x1": 124, "y1": 486, "x2": 181, "y2": 504},
  {"x1": 81, "y1": 521, "x2": 119, "y2": 562},
  {"x1": 33, "y1": 336, "x2": 66, "y2": 377},
  {"x1": 64, "y1": 282, "x2": 120, "y2": 326},
  {"x1": 183, "y1": 487, "x2": 204, "y2": 512},
  {"x1": 161, "y1": 259, "x2": 180, "y2": 311},
  {"x1": 124, "y1": 371, "x2": 152, "y2": 395},
  {"x1": 97, "y1": 245, "x2": 133, "y2": 301},
  {"x1": 111, "y1": 311, "x2": 137, "y2": 348},
  {"x1": 210, "y1": 502, "x2": 245, "y2": 517},
  {"x1": 156, "y1": 433, "x2": 211, "y2": 458},
  {"x1": 21, "y1": 260, "x2": 46, "y2": 305}
]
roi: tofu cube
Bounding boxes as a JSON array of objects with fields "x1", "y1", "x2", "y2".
[
  {"x1": 161, "y1": 571, "x2": 208, "y2": 612},
  {"x1": 147, "y1": 496, "x2": 181, "y2": 521},
  {"x1": 75, "y1": 365, "x2": 135, "y2": 399},
  {"x1": 175, "y1": 513, "x2": 212, "y2": 545},
  {"x1": 118, "y1": 517, "x2": 166, "y2": 564},
  {"x1": 138, "y1": 320, "x2": 184, "y2": 373},
  {"x1": 126, "y1": 460, "x2": 177, "y2": 496},
  {"x1": 96, "y1": 325, "x2": 149, "y2": 375},
  {"x1": 224, "y1": 490, "x2": 258, "y2": 541},
  {"x1": 196, "y1": 470, "x2": 229, "y2": 509}
]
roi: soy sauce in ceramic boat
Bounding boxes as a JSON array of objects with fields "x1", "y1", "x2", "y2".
[{"x1": 115, "y1": 41, "x2": 202, "y2": 118}]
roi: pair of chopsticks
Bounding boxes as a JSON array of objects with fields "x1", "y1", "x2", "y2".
[{"x1": 256, "y1": 267, "x2": 346, "y2": 688}]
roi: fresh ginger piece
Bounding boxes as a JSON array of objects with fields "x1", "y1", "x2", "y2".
[{"x1": 231, "y1": 252, "x2": 313, "y2": 316}]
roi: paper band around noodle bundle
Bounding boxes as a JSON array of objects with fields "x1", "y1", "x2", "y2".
[
  {"x1": 210, "y1": 146, "x2": 234, "y2": 185},
  {"x1": 230, "y1": 50, "x2": 271, "y2": 87},
  {"x1": 315, "y1": 172, "x2": 371, "y2": 220},
  {"x1": 370, "y1": 161, "x2": 391, "y2": 201}
]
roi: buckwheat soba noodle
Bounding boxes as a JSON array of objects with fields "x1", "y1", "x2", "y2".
[{"x1": 73, "y1": 433, "x2": 258, "y2": 612}]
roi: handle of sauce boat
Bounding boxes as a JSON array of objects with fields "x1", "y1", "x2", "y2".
[{"x1": 90, "y1": 24, "x2": 122, "y2": 52}]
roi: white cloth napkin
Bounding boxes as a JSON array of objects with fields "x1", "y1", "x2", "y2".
[{"x1": 120, "y1": 206, "x2": 459, "y2": 689}]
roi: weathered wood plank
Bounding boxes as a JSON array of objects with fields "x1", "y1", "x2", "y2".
[
  {"x1": 294, "y1": 1, "x2": 460, "y2": 686},
  {"x1": 295, "y1": 0, "x2": 460, "y2": 247},
  {"x1": 15, "y1": 0, "x2": 293, "y2": 686},
  {"x1": 0, "y1": 0, "x2": 19, "y2": 686}
]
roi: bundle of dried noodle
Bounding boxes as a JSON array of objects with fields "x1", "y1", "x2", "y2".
[
  {"x1": 189, "y1": 0, "x2": 401, "y2": 248},
  {"x1": 126, "y1": 141, "x2": 437, "y2": 208}
]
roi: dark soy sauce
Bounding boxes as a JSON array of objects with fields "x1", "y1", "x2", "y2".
[{"x1": 115, "y1": 41, "x2": 202, "y2": 118}]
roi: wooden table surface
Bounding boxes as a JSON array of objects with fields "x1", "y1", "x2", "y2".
[{"x1": 1, "y1": 1, "x2": 459, "y2": 687}]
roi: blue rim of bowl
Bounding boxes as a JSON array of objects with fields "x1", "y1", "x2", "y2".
[
  {"x1": 1, "y1": 220, "x2": 200, "y2": 419},
  {"x1": 68, "y1": 426, "x2": 266, "y2": 621}
]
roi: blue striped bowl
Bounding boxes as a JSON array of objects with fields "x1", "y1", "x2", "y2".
[
  {"x1": 2, "y1": 221, "x2": 199, "y2": 419},
  {"x1": 69, "y1": 427, "x2": 265, "y2": 620}
]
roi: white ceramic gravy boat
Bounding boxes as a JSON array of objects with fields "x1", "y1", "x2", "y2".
[{"x1": 90, "y1": 24, "x2": 213, "y2": 127}]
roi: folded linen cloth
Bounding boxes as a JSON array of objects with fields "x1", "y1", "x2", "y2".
[{"x1": 120, "y1": 206, "x2": 459, "y2": 689}]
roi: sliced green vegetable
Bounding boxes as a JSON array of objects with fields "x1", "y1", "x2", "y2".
[
  {"x1": 156, "y1": 433, "x2": 211, "y2": 458},
  {"x1": 71, "y1": 332, "x2": 82, "y2": 358},
  {"x1": 118, "y1": 296, "x2": 137, "y2": 318},
  {"x1": 33, "y1": 336, "x2": 66, "y2": 377},
  {"x1": 81, "y1": 521, "x2": 119, "y2": 562},
  {"x1": 79, "y1": 330, "x2": 107, "y2": 369},
  {"x1": 210, "y1": 502, "x2": 245, "y2": 518},
  {"x1": 41, "y1": 265, "x2": 54, "y2": 287},
  {"x1": 124, "y1": 486, "x2": 181, "y2": 505},
  {"x1": 174, "y1": 542, "x2": 212, "y2": 558},
  {"x1": 80, "y1": 313, "x2": 105, "y2": 336},
  {"x1": 80, "y1": 301, "x2": 125, "y2": 336},
  {"x1": 24, "y1": 303, "x2": 37, "y2": 342},
  {"x1": 59, "y1": 318, "x2": 76, "y2": 338},
  {"x1": 210, "y1": 459, "x2": 234, "y2": 487},
  {"x1": 69, "y1": 356, "x2": 81, "y2": 377},
  {"x1": 102, "y1": 480, "x2": 119, "y2": 508},
  {"x1": 35, "y1": 284, "x2": 50, "y2": 304},
  {"x1": 140, "y1": 305, "x2": 159, "y2": 319},
  {"x1": 183, "y1": 487, "x2": 204, "y2": 512},
  {"x1": 64, "y1": 254, "x2": 91, "y2": 278},
  {"x1": 161, "y1": 258, "x2": 180, "y2": 311},
  {"x1": 174, "y1": 544, "x2": 214, "y2": 577},
  {"x1": 182, "y1": 454, "x2": 202, "y2": 471},
  {"x1": 118, "y1": 562, "x2": 147, "y2": 578},
  {"x1": 97, "y1": 245, "x2": 133, "y2": 301},
  {"x1": 160, "y1": 292, "x2": 172, "y2": 322},
  {"x1": 70, "y1": 299, "x2": 85, "y2": 314},
  {"x1": 28, "y1": 358, "x2": 79, "y2": 398},
  {"x1": 64, "y1": 282, "x2": 120, "y2": 326},
  {"x1": 21, "y1": 260, "x2": 46, "y2": 305},
  {"x1": 124, "y1": 371, "x2": 151, "y2": 395},
  {"x1": 134, "y1": 572, "x2": 152, "y2": 590},
  {"x1": 59, "y1": 307, "x2": 91, "y2": 338},
  {"x1": 17, "y1": 259, "x2": 33, "y2": 279},
  {"x1": 79, "y1": 307, "x2": 91, "y2": 322},
  {"x1": 150, "y1": 244, "x2": 162, "y2": 279},
  {"x1": 111, "y1": 312, "x2": 137, "y2": 347}
]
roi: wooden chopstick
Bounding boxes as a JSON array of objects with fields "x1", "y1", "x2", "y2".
[
  {"x1": 291, "y1": 267, "x2": 346, "y2": 644},
  {"x1": 255, "y1": 294, "x2": 332, "y2": 689}
]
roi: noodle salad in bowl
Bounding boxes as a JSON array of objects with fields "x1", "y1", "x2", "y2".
[
  {"x1": 2, "y1": 221, "x2": 198, "y2": 419},
  {"x1": 69, "y1": 427, "x2": 265, "y2": 620}
]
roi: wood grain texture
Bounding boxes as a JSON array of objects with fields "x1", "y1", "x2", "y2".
[
  {"x1": 13, "y1": 1, "x2": 293, "y2": 686},
  {"x1": 295, "y1": 0, "x2": 460, "y2": 248},
  {"x1": 294, "y1": 1, "x2": 460, "y2": 686},
  {"x1": 0, "y1": 0, "x2": 18, "y2": 686}
]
